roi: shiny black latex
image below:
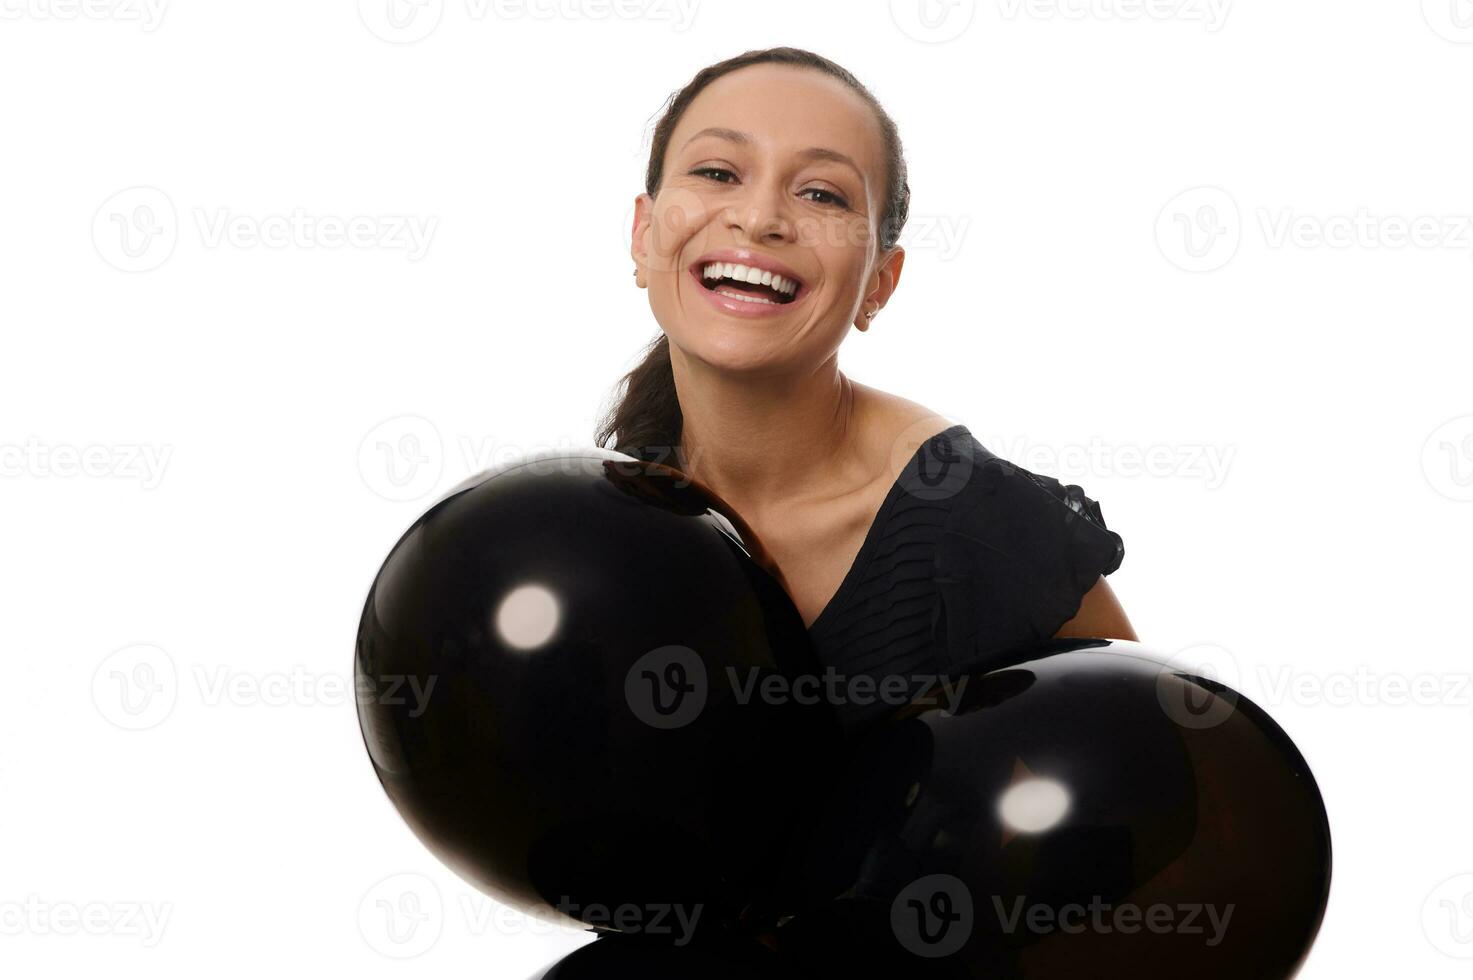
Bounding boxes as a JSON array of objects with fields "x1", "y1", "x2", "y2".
[
  {"x1": 355, "y1": 450, "x2": 842, "y2": 938},
  {"x1": 769, "y1": 639, "x2": 1332, "y2": 979}
]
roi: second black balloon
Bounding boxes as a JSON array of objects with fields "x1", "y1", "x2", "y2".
[{"x1": 767, "y1": 639, "x2": 1332, "y2": 979}]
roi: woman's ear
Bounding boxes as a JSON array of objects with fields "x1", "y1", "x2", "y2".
[
  {"x1": 855, "y1": 245, "x2": 906, "y2": 330},
  {"x1": 875, "y1": 245, "x2": 906, "y2": 302},
  {"x1": 630, "y1": 193, "x2": 654, "y2": 286}
]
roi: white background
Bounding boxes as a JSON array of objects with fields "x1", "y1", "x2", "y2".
[{"x1": 2, "y1": 0, "x2": 1471, "y2": 976}]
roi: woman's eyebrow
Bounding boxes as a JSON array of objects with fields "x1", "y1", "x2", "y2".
[{"x1": 682, "y1": 126, "x2": 862, "y2": 178}]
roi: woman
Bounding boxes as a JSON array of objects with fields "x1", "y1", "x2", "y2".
[{"x1": 598, "y1": 46, "x2": 1136, "y2": 731}]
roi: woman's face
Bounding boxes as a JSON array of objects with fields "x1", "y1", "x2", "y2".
[{"x1": 632, "y1": 63, "x2": 904, "y2": 374}]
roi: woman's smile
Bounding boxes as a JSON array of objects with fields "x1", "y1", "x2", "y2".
[
  {"x1": 686, "y1": 247, "x2": 813, "y2": 319},
  {"x1": 687, "y1": 263, "x2": 814, "y2": 318}
]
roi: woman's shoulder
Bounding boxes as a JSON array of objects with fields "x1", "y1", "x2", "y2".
[
  {"x1": 937, "y1": 428, "x2": 1120, "y2": 549},
  {"x1": 855, "y1": 389, "x2": 954, "y2": 459},
  {"x1": 923, "y1": 425, "x2": 1126, "y2": 668},
  {"x1": 852, "y1": 390, "x2": 964, "y2": 489},
  {"x1": 857, "y1": 393, "x2": 1110, "y2": 515},
  {"x1": 959, "y1": 433, "x2": 1111, "y2": 523},
  {"x1": 848, "y1": 390, "x2": 1124, "y2": 586}
]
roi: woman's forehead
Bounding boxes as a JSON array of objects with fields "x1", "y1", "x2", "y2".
[{"x1": 672, "y1": 65, "x2": 882, "y2": 179}]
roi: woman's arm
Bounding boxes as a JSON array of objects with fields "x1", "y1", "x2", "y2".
[{"x1": 1053, "y1": 575, "x2": 1138, "y2": 641}]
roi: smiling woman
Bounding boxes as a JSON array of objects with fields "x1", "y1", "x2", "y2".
[{"x1": 596, "y1": 46, "x2": 1134, "y2": 732}]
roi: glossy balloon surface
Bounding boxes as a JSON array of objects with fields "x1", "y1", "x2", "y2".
[
  {"x1": 355, "y1": 450, "x2": 840, "y2": 934},
  {"x1": 771, "y1": 639, "x2": 1332, "y2": 979}
]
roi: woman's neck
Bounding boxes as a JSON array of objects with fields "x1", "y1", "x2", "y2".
[{"x1": 671, "y1": 352, "x2": 871, "y2": 513}]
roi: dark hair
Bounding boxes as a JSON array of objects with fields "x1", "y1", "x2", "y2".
[{"x1": 594, "y1": 46, "x2": 911, "y2": 465}]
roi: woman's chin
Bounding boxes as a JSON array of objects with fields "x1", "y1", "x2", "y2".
[{"x1": 675, "y1": 329, "x2": 796, "y2": 375}]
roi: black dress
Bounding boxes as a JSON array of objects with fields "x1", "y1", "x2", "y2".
[{"x1": 805, "y1": 423, "x2": 1124, "y2": 732}]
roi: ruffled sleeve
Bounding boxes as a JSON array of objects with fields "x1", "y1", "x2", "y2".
[{"x1": 930, "y1": 456, "x2": 1124, "y2": 674}]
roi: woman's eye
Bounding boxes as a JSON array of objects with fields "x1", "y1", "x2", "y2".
[
  {"x1": 690, "y1": 168, "x2": 848, "y2": 210},
  {"x1": 690, "y1": 166, "x2": 737, "y2": 183},
  {"x1": 802, "y1": 188, "x2": 849, "y2": 209}
]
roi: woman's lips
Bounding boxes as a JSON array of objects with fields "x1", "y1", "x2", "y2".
[{"x1": 687, "y1": 266, "x2": 808, "y2": 319}]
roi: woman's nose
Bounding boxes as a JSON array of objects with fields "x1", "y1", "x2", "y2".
[{"x1": 723, "y1": 184, "x2": 794, "y2": 241}]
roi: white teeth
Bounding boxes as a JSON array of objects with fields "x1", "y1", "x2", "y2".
[
  {"x1": 700, "y1": 261, "x2": 798, "y2": 297},
  {"x1": 712, "y1": 288, "x2": 777, "y2": 306}
]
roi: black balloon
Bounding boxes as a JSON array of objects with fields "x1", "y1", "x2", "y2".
[
  {"x1": 529, "y1": 932, "x2": 803, "y2": 979},
  {"x1": 355, "y1": 450, "x2": 840, "y2": 937},
  {"x1": 769, "y1": 639, "x2": 1332, "y2": 979}
]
